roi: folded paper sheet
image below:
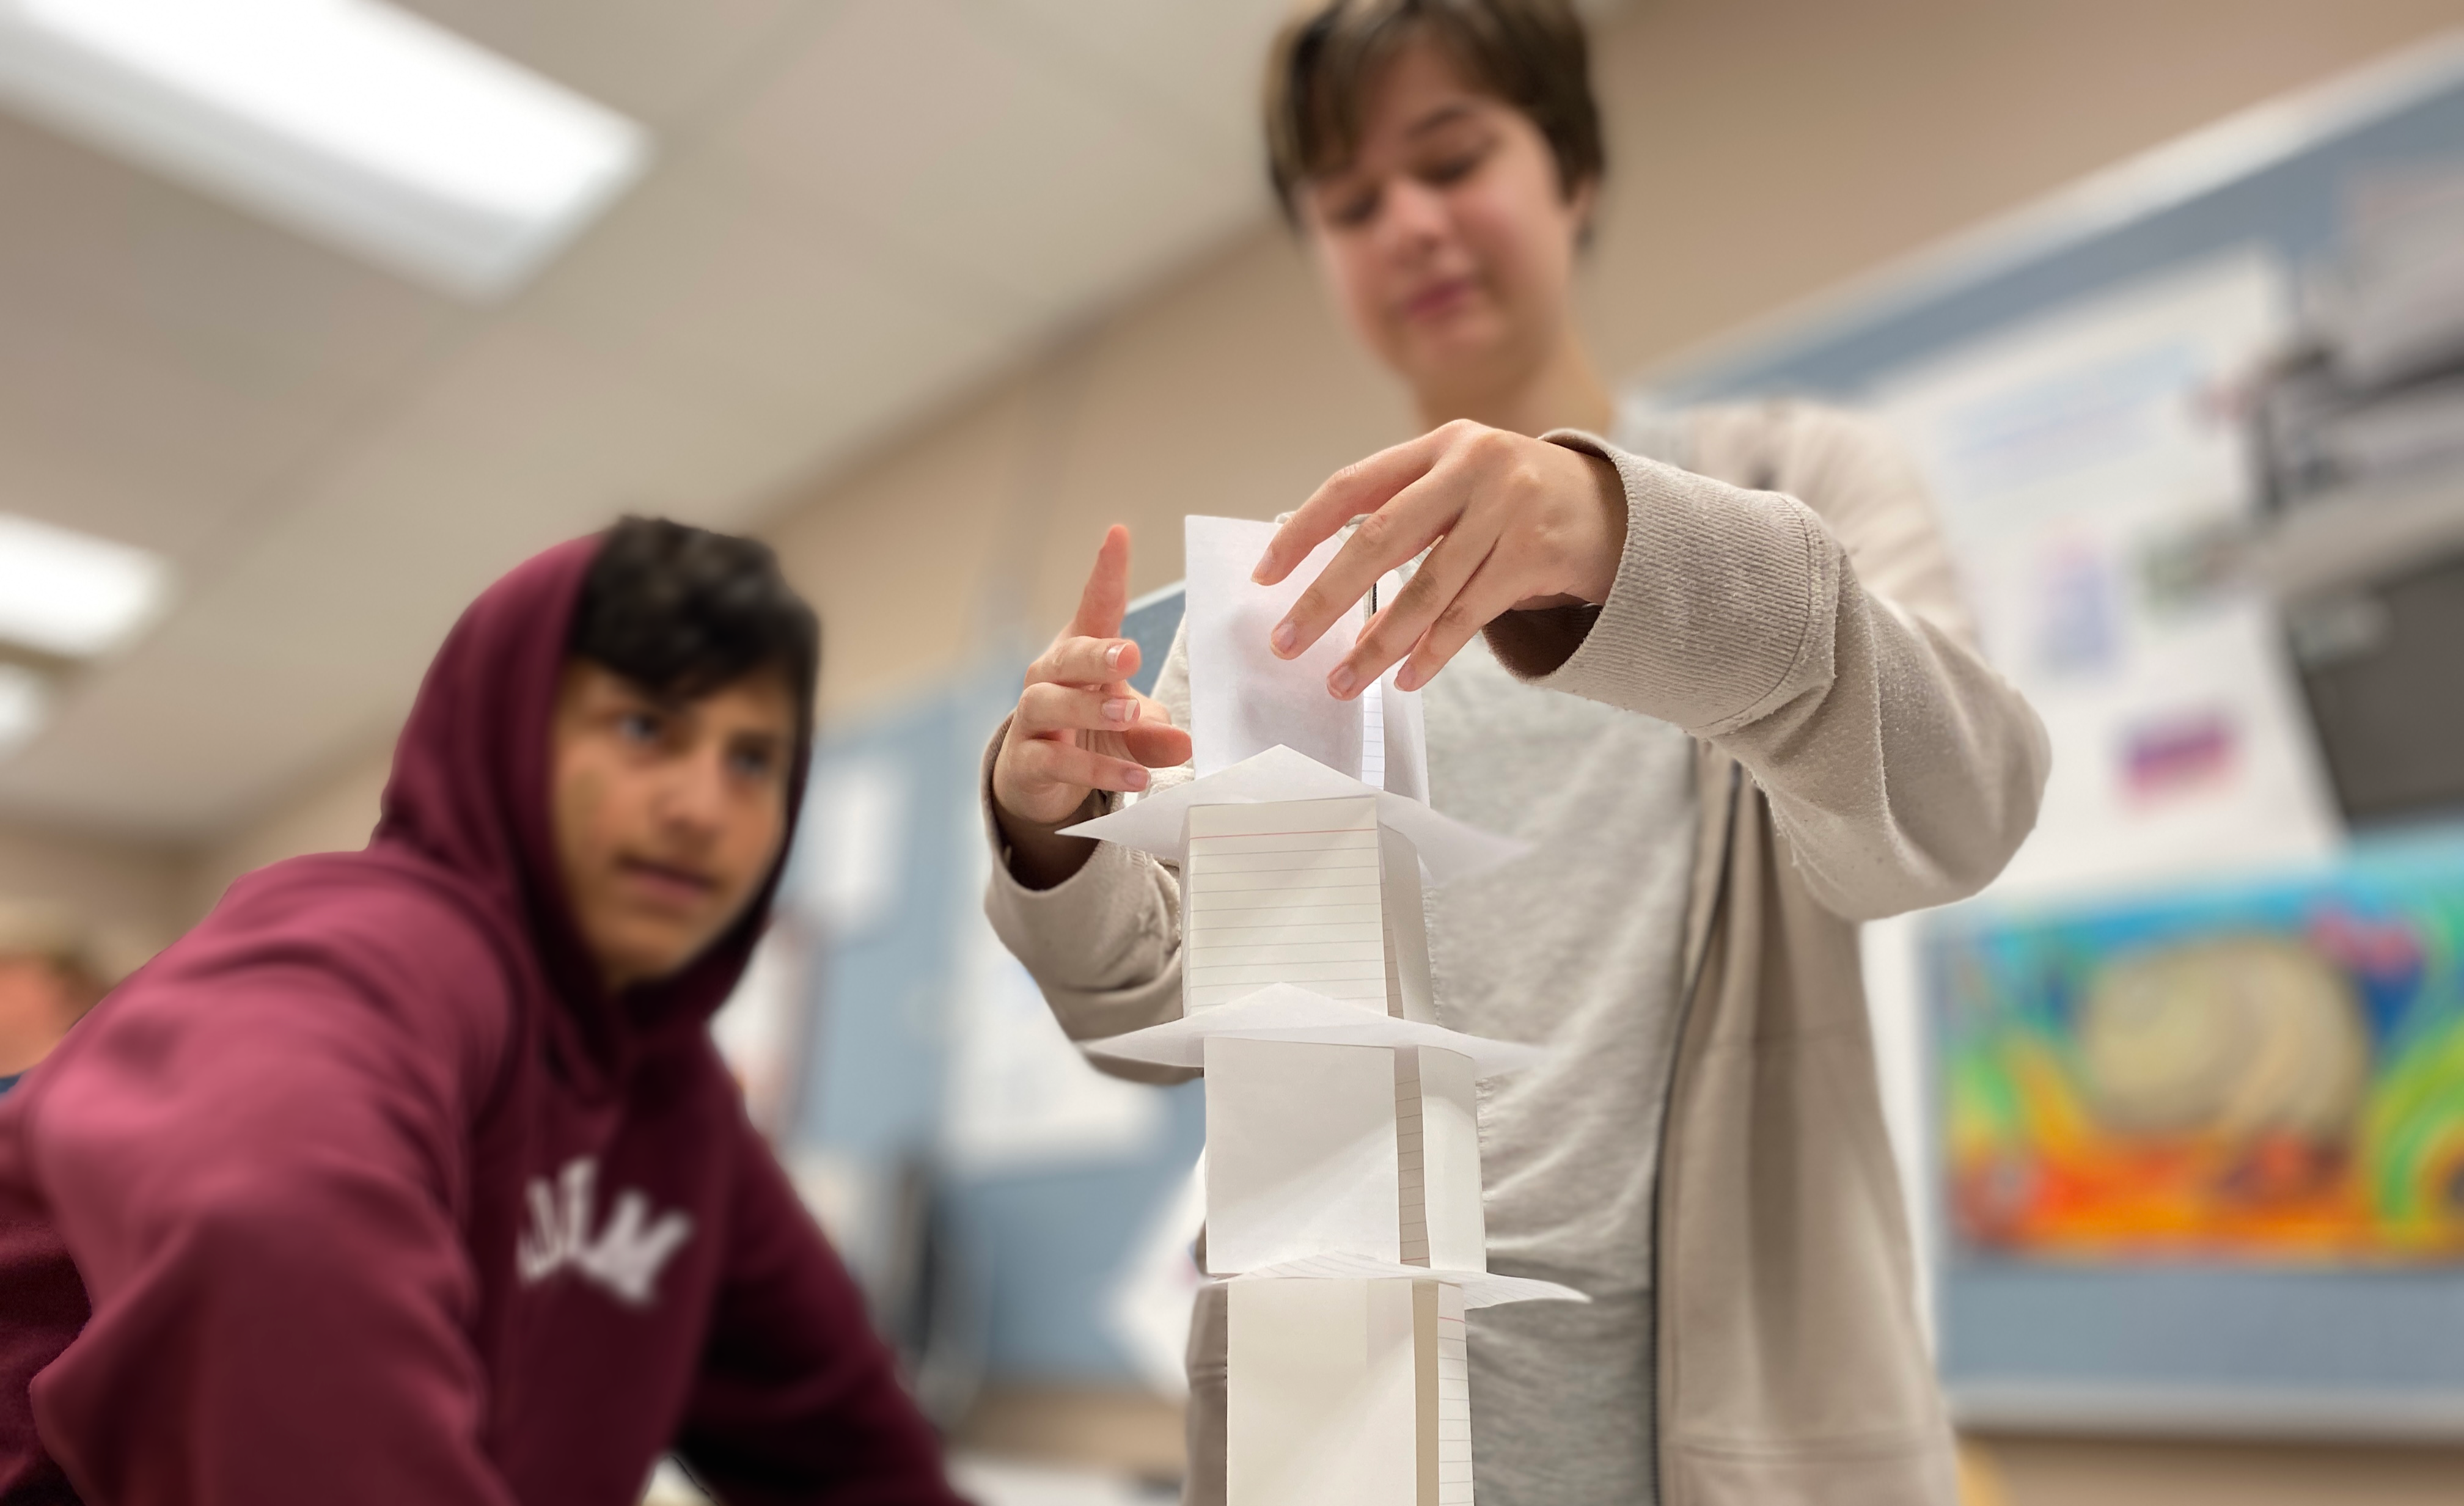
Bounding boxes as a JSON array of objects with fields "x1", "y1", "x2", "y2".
[
  {"x1": 1204, "y1": 1036, "x2": 1488, "y2": 1275},
  {"x1": 1205, "y1": 1036, "x2": 1402, "y2": 1272},
  {"x1": 1233, "y1": 1252, "x2": 1585, "y2": 1309},
  {"x1": 1184, "y1": 796, "x2": 1392, "y2": 1015},
  {"x1": 1181, "y1": 796, "x2": 1438, "y2": 1022},
  {"x1": 1185, "y1": 514, "x2": 1430, "y2": 794},
  {"x1": 1187, "y1": 513, "x2": 1362, "y2": 779},
  {"x1": 1227, "y1": 1278, "x2": 1472, "y2": 1506},
  {"x1": 1084, "y1": 982, "x2": 1546, "y2": 1078},
  {"x1": 1061, "y1": 745, "x2": 1525, "y2": 885}
]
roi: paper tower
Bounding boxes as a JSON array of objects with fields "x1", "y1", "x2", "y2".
[
  {"x1": 1065, "y1": 516, "x2": 1585, "y2": 1506},
  {"x1": 1183, "y1": 794, "x2": 1433, "y2": 1021}
]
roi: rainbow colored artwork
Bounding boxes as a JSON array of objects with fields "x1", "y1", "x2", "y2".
[{"x1": 1931, "y1": 846, "x2": 2464, "y2": 1264}]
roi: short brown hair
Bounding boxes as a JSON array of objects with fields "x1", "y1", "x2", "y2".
[{"x1": 1264, "y1": 0, "x2": 1604, "y2": 221}]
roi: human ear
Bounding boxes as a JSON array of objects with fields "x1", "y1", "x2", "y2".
[{"x1": 1565, "y1": 175, "x2": 1599, "y2": 250}]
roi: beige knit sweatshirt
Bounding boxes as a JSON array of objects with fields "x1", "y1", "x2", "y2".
[{"x1": 983, "y1": 402, "x2": 2050, "y2": 1506}]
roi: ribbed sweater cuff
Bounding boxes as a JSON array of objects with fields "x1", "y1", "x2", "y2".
[
  {"x1": 977, "y1": 719, "x2": 1153, "y2": 974},
  {"x1": 1513, "y1": 428, "x2": 1835, "y2": 735}
]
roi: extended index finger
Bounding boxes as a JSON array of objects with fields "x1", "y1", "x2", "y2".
[
  {"x1": 1251, "y1": 431, "x2": 1443, "y2": 587},
  {"x1": 1068, "y1": 524, "x2": 1133, "y2": 639}
]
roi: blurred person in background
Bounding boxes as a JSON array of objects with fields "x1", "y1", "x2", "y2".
[
  {"x1": 0, "y1": 520, "x2": 963, "y2": 1506},
  {"x1": 985, "y1": 2, "x2": 2049, "y2": 1504},
  {"x1": 0, "y1": 910, "x2": 109, "y2": 1097}
]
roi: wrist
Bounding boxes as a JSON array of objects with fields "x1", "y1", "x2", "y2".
[
  {"x1": 1570, "y1": 450, "x2": 1627, "y2": 605},
  {"x1": 995, "y1": 789, "x2": 1102, "y2": 890}
]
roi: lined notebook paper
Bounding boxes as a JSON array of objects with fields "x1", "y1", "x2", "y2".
[
  {"x1": 1186, "y1": 796, "x2": 1387, "y2": 1013},
  {"x1": 1421, "y1": 1281, "x2": 1473, "y2": 1506}
]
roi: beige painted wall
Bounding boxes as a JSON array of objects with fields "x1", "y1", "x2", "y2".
[
  {"x1": 182, "y1": 740, "x2": 394, "y2": 920},
  {"x1": 0, "y1": 816, "x2": 183, "y2": 965},
  {"x1": 194, "y1": 0, "x2": 2464, "y2": 883}
]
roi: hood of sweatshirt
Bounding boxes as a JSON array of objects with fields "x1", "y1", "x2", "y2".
[
  {"x1": 372, "y1": 534, "x2": 810, "y2": 1094},
  {"x1": 0, "y1": 534, "x2": 957, "y2": 1506}
]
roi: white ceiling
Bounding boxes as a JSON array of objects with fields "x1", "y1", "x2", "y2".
[{"x1": 0, "y1": 0, "x2": 1303, "y2": 843}]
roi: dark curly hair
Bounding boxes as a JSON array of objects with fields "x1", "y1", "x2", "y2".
[{"x1": 568, "y1": 516, "x2": 819, "y2": 729}]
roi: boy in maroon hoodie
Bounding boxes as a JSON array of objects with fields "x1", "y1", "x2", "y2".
[{"x1": 0, "y1": 521, "x2": 967, "y2": 1506}]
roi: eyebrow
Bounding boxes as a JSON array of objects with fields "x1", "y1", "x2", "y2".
[{"x1": 1404, "y1": 101, "x2": 1482, "y2": 139}]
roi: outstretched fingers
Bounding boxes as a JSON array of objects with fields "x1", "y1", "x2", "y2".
[
  {"x1": 1032, "y1": 634, "x2": 1140, "y2": 690},
  {"x1": 1016, "y1": 681, "x2": 1142, "y2": 740},
  {"x1": 1330, "y1": 512, "x2": 1500, "y2": 696},
  {"x1": 1252, "y1": 430, "x2": 1445, "y2": 588},
  {"x1": 1267, "y1": 462, "x2": 1464, "y2": 663},
  {"x1": 1068, "y1": 524, "x2": 1134, "y2": 640},
  {"x1": 1011, "y1": 736, "x2": 1151, "y2": 795},
  {"x1": 1396, "y1": 554, "x2": 1527, "y2": 690}
]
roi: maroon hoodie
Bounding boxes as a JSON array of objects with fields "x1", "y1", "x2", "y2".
[{"x1": 0, "y1": 538, "x2": 966, "y2": 1506}]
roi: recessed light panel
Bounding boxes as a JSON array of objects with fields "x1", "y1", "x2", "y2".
[
  {"x1": 0, "y1": 0, "x2": 649, "y2": 297},
  {"x1": 0, "y1": 513, "x2": 169, "y2": 658}
]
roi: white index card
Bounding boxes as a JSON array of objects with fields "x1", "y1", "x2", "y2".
[
  {"x1": 1184, "y1": 797, "x2": 1387, "y2": 1014},
  {"x1": 1227, "y1": 1278, "x2": 1420, "y2": 1506},
  {"x1": 1187, "y1": 514, "x2": 1362, "y2": 778},
  {"x1": 1206, "y1": 1036, "x2": 1401, "y2": 1273}
]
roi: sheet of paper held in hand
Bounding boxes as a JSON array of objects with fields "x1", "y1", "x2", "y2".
[
  {"x1": 1186, "y1": 514, "x2": 1361, "y2": 778},
  {"x1": 1183, "y1": 514, "x2": 1428, "y2": 799}
]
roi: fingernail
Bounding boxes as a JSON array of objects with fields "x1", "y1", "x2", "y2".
[
  {"x1": 1123, "y1": 766, "x2": 1150, "y2": 791},
  {"x1": 1395, "y1": 663, "x2": 1420, "y2": 692},
  {"x1": 1272, "y1": 621, "x2": 1297, "y2": 655},
  {"x1": 1104, "y1": 642, "x2": 1127, "y2": 671},
  {"x1": 1103, "y1": 697, "x2": 1134, "y2": 724},
  {"x1": 1329, "y1": 665, "x2": 1356, "y2": 698},
  {"x1": 1251, "y1": 554, "x2": 1274, "y2": 585}
]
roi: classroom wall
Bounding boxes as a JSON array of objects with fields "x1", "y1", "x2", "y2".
[
  {"x1": 188, "y1": 0, "x2": 2464, "y2": 890},
  {"x1": 182, "y1": 740, "x2": 394, "y2": 920},
  {"x1": 0, "y1": 816, "x2": 183, "y2": 965}
]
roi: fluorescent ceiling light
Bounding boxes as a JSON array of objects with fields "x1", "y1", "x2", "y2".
[
  {"x1": 0, "y1": 0, "x2": 648, "y2": 297},
  {"x1": 0, "y1": 665, "x2": 49, "y2": 759},
  {"x1": 0, "y1": 513, "x2": 169, "y2": 658}
]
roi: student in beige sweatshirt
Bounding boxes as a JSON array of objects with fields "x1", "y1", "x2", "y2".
[{"x1": 983, "y1": 3, "x2": 2050, "y2": 1502}]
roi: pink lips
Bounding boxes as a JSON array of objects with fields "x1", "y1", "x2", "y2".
[
  {"x1": 1400, "y1": 275, "x2": 1478, "y2": 323},
  {"x1": 617, "y1": 857, "x2": 716, "y2": 912}
]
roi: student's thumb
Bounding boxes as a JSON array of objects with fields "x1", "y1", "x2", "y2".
[{"x1": 1123, "y1": 722, "x2": 1192, "y2": 767}]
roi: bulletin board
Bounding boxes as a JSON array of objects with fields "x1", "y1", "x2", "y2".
[
  {"x1": 784, "y1": 659, "x2": 1206, "y2": 1393},
  {"x1": 1642, "y1": 35, "x2": 2464, "y2": 1437}
]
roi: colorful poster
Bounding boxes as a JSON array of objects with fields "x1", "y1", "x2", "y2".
[{"x1": 1933, "y1": 845, "x2": 2464, "y2": 1263}]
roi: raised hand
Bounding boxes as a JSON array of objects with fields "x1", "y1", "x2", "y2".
[
  {"x1": 991, "y1": 526, "x2": 1192, "y2": 883},
  {"x1": 1251, "y1": 419, "x2": 1627, "y2": 698}
]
